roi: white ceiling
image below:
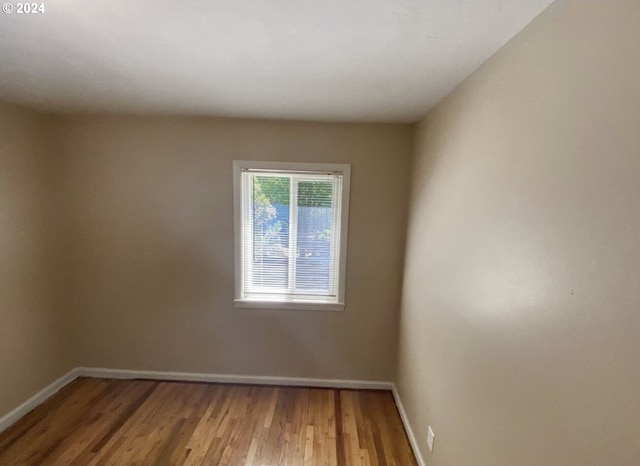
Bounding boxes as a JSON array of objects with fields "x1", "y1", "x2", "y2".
[{"x1": 0, "y1": 0, "x2": 553, "y2": 122}]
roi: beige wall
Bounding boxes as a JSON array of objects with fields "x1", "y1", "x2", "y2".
[
  {"x1": 397, "y1": 1, "x2": 640, "y2": 464},
  {"x1": 0, "y1": 102, "x2": 74, "y2": 418},
  {"x1": 54, "y1": 115, "x2": 413, "y2": 380}
]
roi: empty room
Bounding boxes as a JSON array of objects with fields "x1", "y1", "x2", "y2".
[{"x1": 0, "y1": 0, "x2": 638, "y2": 465}]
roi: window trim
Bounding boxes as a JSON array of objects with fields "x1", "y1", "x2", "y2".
[{"x1": 233, "y1": 160, "x2": 351, "y2": 311}]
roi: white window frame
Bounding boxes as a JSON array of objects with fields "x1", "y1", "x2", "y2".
[{"x1": 233, "y1": 161, "x2": 350, "y2": 311}]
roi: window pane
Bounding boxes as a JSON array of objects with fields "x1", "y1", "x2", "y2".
[
  {"x1": 296, "y1": 180, "x2": 333, "y2": 291},
  {"x1": 252, "y1": 176, "x2": 290, "y2": 289}
]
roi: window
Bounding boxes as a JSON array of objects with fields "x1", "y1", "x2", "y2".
[{"x1": 233, "y1": 161, "x2": 350, "y2": 310}]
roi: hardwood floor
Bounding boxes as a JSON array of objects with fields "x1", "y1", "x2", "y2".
[{"x1": 0, "y1": 378, "x2": 417, "y2": 465}]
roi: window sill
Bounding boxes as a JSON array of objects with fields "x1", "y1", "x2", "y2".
[{"x1": 234, "y1": 299, "x2": 345, "y2": 312}]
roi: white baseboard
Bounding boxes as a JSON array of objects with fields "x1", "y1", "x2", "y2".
[
  {"x1": 392, "y1": 383, "x2": 426, "y2": 466},
  {"x1": 76, "y1": 366, "x2": 392, "y2": 390},
  {"x1": 0, "y1": 367, "x2": 80, "y2": 434}
]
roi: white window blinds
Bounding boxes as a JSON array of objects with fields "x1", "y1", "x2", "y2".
[{"x1": 239, "y1": 168, "x2": 344, "y2": 304}]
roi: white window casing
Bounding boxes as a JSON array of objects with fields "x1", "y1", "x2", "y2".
[{"x1": 233, "y1": 161, "x2": 351, "y2": 311}]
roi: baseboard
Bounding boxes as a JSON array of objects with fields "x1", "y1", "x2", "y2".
[
  {"x1": 76, "y1": 366, "x2": 393, "y2": 391},
  {"x1": 0, "y1": 367, "x2": 80, "y2": 434},
  {"x1": 392, "y1": 383, "x2": 426, "y2": 466}
]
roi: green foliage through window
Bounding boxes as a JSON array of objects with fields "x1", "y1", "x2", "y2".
[
  {"x1": 255, "y1": 176, "x2": 289, "y2": 204},
  {"x1": 255, "y1": 176, "x2": 332, "y2": 207},
  {"x1": 298, "y1": 181, "x2": 332, "y2": 207}
]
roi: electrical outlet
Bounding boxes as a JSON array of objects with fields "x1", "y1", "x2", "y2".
[{"x1": 427, "y1": 425, "x2": 435, "y2": 452}]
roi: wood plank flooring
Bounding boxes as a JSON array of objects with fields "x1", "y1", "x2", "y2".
[{"x1": 0, "y1": 377, "x2": 417, "y2": 465}]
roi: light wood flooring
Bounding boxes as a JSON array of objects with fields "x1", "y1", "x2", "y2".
[{"x1": 0, "y1": 377, "x2": 417, "y2": 465}]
